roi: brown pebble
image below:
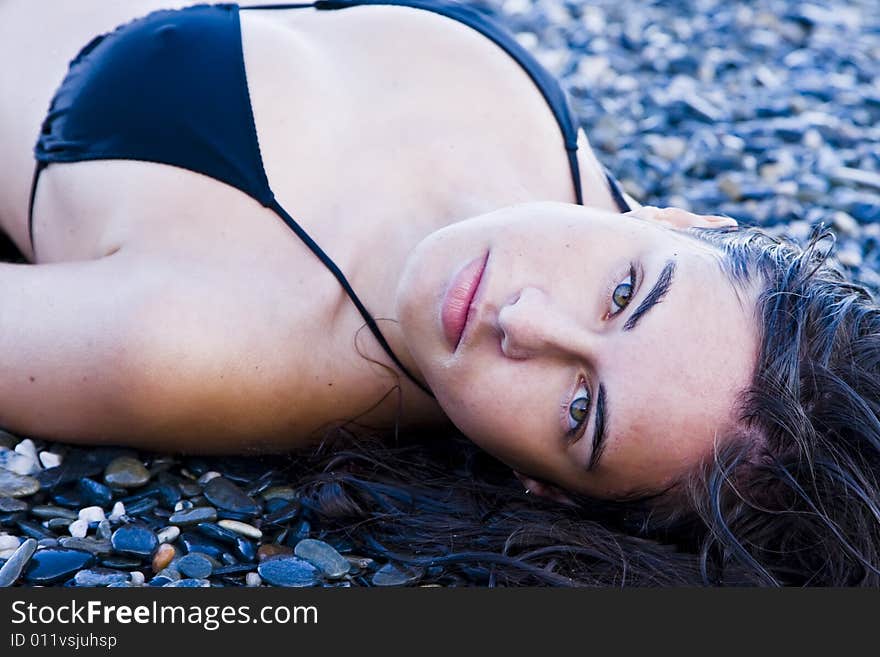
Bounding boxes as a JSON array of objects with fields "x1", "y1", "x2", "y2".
[
  {"x1": 152, "y1": 543, "x2": 176, "y2": 572},
  {"x1": 257, "y1": 544, "x2": 293, "y2": 562}
]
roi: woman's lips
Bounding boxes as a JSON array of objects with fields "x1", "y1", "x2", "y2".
[{"x1": 441, "y1": 251, "x2": 489, "y2": 351}]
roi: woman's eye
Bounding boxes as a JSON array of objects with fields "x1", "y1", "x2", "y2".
[
  {"x1": 567, "y1": 383, "x2": 591, "y2": 435},
  {"x1": 610, "y1": 266, "x2": 636, "y2": 315}
]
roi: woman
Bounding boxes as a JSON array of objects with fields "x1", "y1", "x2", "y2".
[{"x1": 0, "y1": 0, "x2": 878, "y2": 585}]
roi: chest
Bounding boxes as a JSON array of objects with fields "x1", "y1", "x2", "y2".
[{"x1": 36, "y1": 4, "x2": 587, "y2": 437}]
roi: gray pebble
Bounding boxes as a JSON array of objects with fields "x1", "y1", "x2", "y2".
[
  {"x1": 169, "y1": 506, "x2": 217, "y2": 525},
  {"x1": 371, "y1": 562, "x2": 424, "y2": 587},
  {"x1": 257, "y1": 556, "x2": 318, "y2": 587},
  {"x1": 294, "y1": 539, "x2": 351, "y2": 579},
  {"x1": 104, "y1": 457, "x2": 150, "y2": 488},
  {"x1": 74, "y1": 568, "x2": 131, "y2": 587},
  {"x1": 0, "y1": 538, "x2": 37, "y2": 587},
  {"x1": 177, "y1": 553, "x2": 213, "y2": 579},
  {"x1": 0, "y1": 468, "x2": 39, "y2": 498}
]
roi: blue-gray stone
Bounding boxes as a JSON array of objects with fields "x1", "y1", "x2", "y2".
[
  {"x1": 265, "y1": 501, "x2": 299, "y2": 526},
  {"x1": 0, "y1": 538, "x2": 38, "y2": 587},
  {"x1": 99, "y1": 556, "x2": 142, "y2": 569},
  {"x1": 180, "y1": 532, "x2": 226, "y2": 560},
  {"x1": 195, "y1": 522, "x2": 239, "y2": 546},
  {"x1": 124, "y1": 498, "x2": 158, "y2": 516},
  {"x1": 203, "y1": 477, "x2": 259, "y2": 515},
  {"x1": 30, "y1": 505, "x2": 78, "y2": 521},
  {"x1": 73, "y1": 568, "x2": 130, "y2": 587},
  {"x1": 104, "y1": 457, "x2": 150, "y2": 489},
  {"x1": 23, "y1": 548, "x2": 95, "y2": 585},
  {"x1": 77, "y1": 478, "x2": 113, "y2": 507},
  {"x1": 177, "y1": 553, "x2": 213, "y2": 579},
  {"x1": 371, "y1": 562, "x2": 424, "y2": 587},
  {"x1": 294, "y1": 539, "x2": 350, "y2": 579},
  {"x1": 59, "y1": 537, "x2": 113, "y2": 555},
  {"x1": 110, "y1": 525, "x2": 157, "y2": 558},
  {"x1": 169, "y1": 506, "x2": 217, "y2": 526},
  {"x1": 147, "y1": 576, "x2": 175, "y2": 587},
  {"x1": 234, "y1": 537, "x2": 256, "y2": 563},
  {"x1": 16, "y1": 520, "x2": 54, "y2": 540},
  {"x1": 0, "y1": 497, "x2": 28, "y2": 513},
  {"x1": 0, "y1": 469, "x2": 39, "y2": 498},
  {"x1": 257, "y1": 557, "x2": 318, "y2": 587}
]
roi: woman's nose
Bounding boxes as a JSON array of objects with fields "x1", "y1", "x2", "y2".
[{"x1": 497, "y1": 286, "x2": 589, "y2": 360}]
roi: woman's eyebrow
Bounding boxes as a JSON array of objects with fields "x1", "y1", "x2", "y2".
[
  {"x1": 585, "y1": 382, "x2": 607, "y2": 471},
  {"x1": 622, "y1": 259, "x2": 677, "y2": 332}
]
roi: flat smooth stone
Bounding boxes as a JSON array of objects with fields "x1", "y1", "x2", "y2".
[
  {"x1": 177, "y1": 553, "x2": 213, "y2": 579},
  {"x1": 195, "y1": 522, "x2": 239, "y2": 545},
  {"x1": 179, "y1": 533, "x2": 225, "y2": 560},
  {"x1": 110, "y1": 525, "x2": 157, "y2": 558},
  {"x1": 104, "y1": 457, "x2": 151, "y2": 488},
  {"x1": 100, "y1": 556, "x2": 143, "y2": 569},
  {"x1": 262, "y1": 486, "x2": 297, "y2": 501},
  {"x1": 0, "y1": 468, "x2": 39, "y2": 498},
  {"x1": 59, "y1": 537, "x2": 113, "y2": 555},
  {"x1": 217, "y1": 519, "x2": 262, "y2": 540},
  {"x1": 73, "y1": 568, "x2": 130, "y2": 587},
  {"x1": 23, "y1": 548, "x2": 95, "y2": 585},
  {"x1": 169, "y1": 507, "x2": 217, "y2": 526},
  {"x1": 294, "y1": 539, "x2": 350, "y2": 579},
  {"x1": 203, "y1": 478, "x2": 260, "y2": 515},
  {"x1": 76, "y1": 478, "x2": 113, "y2": 507},
  {"x1": 0, "y1": 538, "x2": 38, "y2": 587},
  {"x1": 30, "y1": 505, "x2": 78, "y2": 521},
  {"x1": 0, "y1": 497, "x2": 28, "y2": 512},
  {"x1": 371, "y1": 562, "x2": 424, "y2": 587},
  {"x1": 257, "y1": 556, "x2": 318, "y2": 588}
]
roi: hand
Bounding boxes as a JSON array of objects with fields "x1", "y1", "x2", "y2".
[{"x1": 625, "y1": 205, "x2": 739, "y2": 229}]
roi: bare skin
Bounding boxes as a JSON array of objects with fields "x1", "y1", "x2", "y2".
[
  {"x1": 0, "y1": 0, "x2": 631, "y2": 452},
  {"x1": 0, "y1": 3, "x2": 757, "y2": 501}
]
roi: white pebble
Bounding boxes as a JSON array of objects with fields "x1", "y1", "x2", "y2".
[
  {"x1": 838, "y1": 248, "x2": 863, "y2": 268},
  {"x1": 173, "y1": 501, "x2": 186, "y2": 512},
  {"x1": 218, "y1": 519, "x2": 262, "y2": 540},
  {"x1": 38, "y1": 451, "x2": 62, "y2": 469},
  {"x1": 0, "y1": 548, "x2": 18, "y2": 560},
  {"x1": 78, "y1": 506, "x2": 106, "y2": 523},
  {"x1": 108, "y1": 502, "x2": 126, "y2": 522},
  {"x1": 803, "y1": 128, "x2": 823, "y2": 150},
  {"x1": 245, "y1": 572, "x2": 262, "y2": 587},
  {"x1": 0, "y1": 534, "x2": 21, "y2": 551},
  {"x1": 129, "y1": 571, "x2": 145, "y2": 586},
  {"x1": 197, "y1": 471, "x2": 222, "y2": 485},
  {"x1": 0, "y1": 448, "x2": 38, "y2": 476},
  {"x1": 68, "y1": 519, "x2": 89, "y2": 539},
  {"x1": 832, "y1": 211, "x2": 860, "y2": 237},
  {"x1": 157, "y1": 526, "x2": 180, "y2": 544},
  {"x1": 14, "y1": 439, "x2": 39, "y2": 463}
]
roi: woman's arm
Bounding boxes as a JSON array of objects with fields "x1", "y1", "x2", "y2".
[
  {"x1": 0, "y1": 248, "x2": 329, "y2": 452},
  {"x1": 0, "y1": 251, "x2": 150, "y2": 443}
]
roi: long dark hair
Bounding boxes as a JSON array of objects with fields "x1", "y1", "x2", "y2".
[{"x1": 289, "y1": 223, "x2": 880, "y2": 586}]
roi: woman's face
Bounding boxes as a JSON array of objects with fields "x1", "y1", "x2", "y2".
[{"x1": 395, "y1": 202, "x2": 760, "y2": 499}]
